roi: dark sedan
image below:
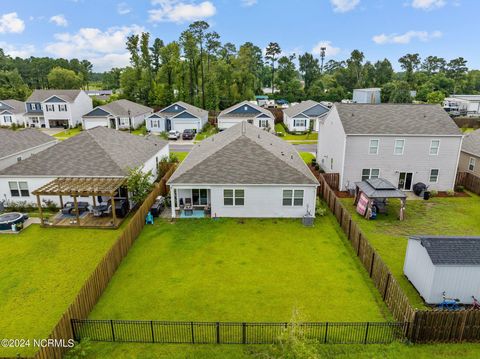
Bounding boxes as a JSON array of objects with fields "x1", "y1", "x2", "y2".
[{"x1": 182, "y1": 129, "x2": 195, "y2": 140}]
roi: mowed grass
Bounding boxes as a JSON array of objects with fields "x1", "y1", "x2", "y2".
[
  {"x1": 0, "y1": 224, "x2": 123, "y2": 357},
  {"x1": 340, "y1": 193, "x2": 480, "y2": 308},
  {"x1": 299, "y1": 151, "x2": 315, "y2": 165},
  {"x1": 53, "y1": 126, "x2": 82, "y2": 140},
  {"x1": 90, "y1": 215, "x2": 389, "y2": 323},
  {"x1": 172, "y1": 151, "x2": 188, "y2": 163},
  {"x1": 275, "y1": 123, "x2": 318, "y2": 142}
]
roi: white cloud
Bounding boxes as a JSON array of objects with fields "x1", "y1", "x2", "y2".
[
  {"x1": 0, "y1": 12, "x2": 25, "y2": 34},
  {"x1": 372, "y1": 30, "x2": 442, "y2": 44},
  {"x1": 312, "y1": 41, "x2": 341, "y2": 57},
  {"x1": 330, "y1": 0, "x2": 360, "y2": 12},
  {"x1": 149, "y1": 0, "x2": 216, "y2": 23},
  {"x1": 49, "y1": 14, "x2": 68, "y2": 27},
  {"x1": 0, "y1": 42, "x2": 35, "y2": 58},
  {"x1": 117, "y1": 2, "x2": 131, "y2": 15},
  {"x1": 410, "y1": 0, "x2": 446, "y2": 10},
  {"x1": 90, "y1": 53, "x2": 131, "y2": 71},
  {"x1": 242, "y1": 0, "x2": 257, "y2": 6}
]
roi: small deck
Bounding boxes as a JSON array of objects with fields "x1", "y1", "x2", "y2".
[{"x1": 44, "y1": 212, "x2": 124, "y2": 229}]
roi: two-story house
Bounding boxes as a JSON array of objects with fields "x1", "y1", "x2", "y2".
[
  {"x1": 458, "y1": 128, "x2": 480, "y2": 177},
  {"x1": 24, "y1": 90, "x2": 93, "y2": 129},
  {"x1": 217, "y1": 101, "x2": 275, "y2": 131},
  {"x1": 317, "y1": 104, "x2": 463, "y2": 191},
  {"x1": 282, "y1": 100, "x2": 330, "y2": 132},
  {"x1": 0, "y1": 100, "x2": 26, "y2": 127},
  {"x1": 146, "y1": 101, "x2": 208, "y2": 133}
]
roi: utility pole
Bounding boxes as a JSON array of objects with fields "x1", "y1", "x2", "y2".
[{"x1": 320, "y1": 47, "x2": 326, "y2": 74}]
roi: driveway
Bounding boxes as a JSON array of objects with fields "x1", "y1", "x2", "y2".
[{"x1": 39, "y1": 128, "x2": 64, "y2": 137}]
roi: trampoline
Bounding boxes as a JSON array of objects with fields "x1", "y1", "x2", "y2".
[{"x1": 0, "y1": 212, "x2": 27, "y2": 231}]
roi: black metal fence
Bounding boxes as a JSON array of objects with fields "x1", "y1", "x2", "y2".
[{"x1": 71, "y1": 319, "x2": 406, "y2": 345}]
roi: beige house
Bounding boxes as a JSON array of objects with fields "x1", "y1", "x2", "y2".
[{"x1": 459, "y1": 129, "x2": 480, "y2": 176}]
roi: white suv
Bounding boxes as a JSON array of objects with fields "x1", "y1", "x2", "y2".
[{"x1": 168, "y1": 130, "x2": 181, "y2": 140}]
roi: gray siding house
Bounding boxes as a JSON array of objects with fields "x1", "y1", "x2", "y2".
[
  {"x1": 217, "y1": 101, "x2": 275, "y2": 131},
  {"x1": 317, "y1": 104, "x2": 463, "y2": 191},
  {"x1": 458, "y1": 129, "x2": 480, "y2": 177},
  {"x1": 283, "y1": 100, "x2": 330, "y2": 132},
  {"x1": 146, "y1": 101, "x2": 208, "y2": 133}
]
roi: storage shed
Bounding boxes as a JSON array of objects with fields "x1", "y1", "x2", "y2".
[
  {"x1": 404, "y1": 236, "x2": 480, "y2": 304},
  {"x1": 352, "y1": 88, "x2": 381, "y2": 104}
]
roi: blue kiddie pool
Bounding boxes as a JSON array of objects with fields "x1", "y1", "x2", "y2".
[{"x1": 0, "y1": 212, "x2": 27, "y2": 231}]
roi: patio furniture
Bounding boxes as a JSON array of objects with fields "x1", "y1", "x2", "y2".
[
  {"x1": 146, "y1": 211, "x2": 154, "y2": 224},
  {"x1": 150, "y1": 196, "x2": 165, "y2": 217},
  {"x1": 71, "y1": 202, "x2": 89, "y2": 214},
  {"x1": 93, "y1": 203, "x2": 110, "y2": 217},
  {"x1": 184, "y1": 198, "x2": 193, "y2": 216},
  {"x1": 61, "y1": 202, "x2": 75, "y2": 215},
  {"x1": 107, "y1": 197, "x2": 129, "y2": 218},
  {"x1": 204, "y1": 204, "x2": 211, "y2": 216}
]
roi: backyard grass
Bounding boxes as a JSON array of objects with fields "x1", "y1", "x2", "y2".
[
  {"x1": 299, "y1": 151, "x2": 315, "y2": 165},
  {"x1": 132, "y1": 125, "x2": 148, "y2": 136},
  {"x1": 53, "y1": 126, "x2": 82, "y2": 140},
  {"x1": 461, "y1": 127, "x2": 476, "y2": 133},
  {"x1": 90, "y1": 215, "x2": 389, "y2": 323},
  {"x1": 172, "y1": 151, "x2": 188, "y2": 162},
  {"x1": 340, "y1": 193, "x2": 480, "y2": 308},
  {"x1": 0, "y1": 224, "x2": 125, "y2": 357},
  {"x1": 194, "y1": 125, "x2": 218, "y2": 142},
  {"x1": 274, "y1": 123, "x2": 318, "y2": 142}
]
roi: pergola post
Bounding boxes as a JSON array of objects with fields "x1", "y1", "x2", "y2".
[
  {"x1": 111, "y1": 195, "x2": 117, "y2": 226},
  {"x1": 36, "y1": 194, "x2": 44, "y2": 225},
  {"x1": 73, "y1": 195, "x2": 80, "y2": 226},
  {"x1": 171, "y1": 187, "x2": 176, "y2": 218}
]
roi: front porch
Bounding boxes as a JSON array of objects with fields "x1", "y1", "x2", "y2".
[{"x1": 170, "y1": 187, "x2": 211, "y2": 218}]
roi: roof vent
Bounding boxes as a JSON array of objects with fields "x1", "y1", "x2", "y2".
[
  {"x1": 351, "y1": 113, "x2": 354, "y2": 116},
  {"x1": 281, "y1": 151, "x2": 284, "y2": 156}
]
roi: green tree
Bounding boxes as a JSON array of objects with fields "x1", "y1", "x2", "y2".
[
  {"x1": 389, "y1": 81, "x2": 412, "y2": 103},
  {"x1": 47, "y1": 67, "x2": 83, "y2": 89},
  {"x1": 0, "y1": 69, "x2": 31, "y2": 100},
  {"x1": 126, "y1": 167, "x2": 153, "y2": 204},
  {"x1": 426, "y1": 90, "x2": 445, "y2": 104},
  {"x1": 398, "y1": 53, "x2": 421, "y2": 84},
  {"x1": 298, "y1": 53, "x2": 320, "y2": 93},
  {"x1": 265, "y1": 42, "x2": 281, "y2": 94}
]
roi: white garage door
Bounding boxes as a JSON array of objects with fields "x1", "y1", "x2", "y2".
[
  {"x1": 218, "y1": 118, "x2": 243, "y2": 130},
  {"x1": 84, "y1": 118, "x2": 109, "y2": 130},
  {"x1": 173, "y1": 120, "x2": 199, "y2": 133}
]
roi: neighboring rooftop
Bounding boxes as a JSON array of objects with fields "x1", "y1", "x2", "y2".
[
  {"x1": 335, "y1": 103, "x2": 462, "y2": 136},
  {"x1": 218, "y1": 100, "x2": 274, "y2": 119},
  {"x1": 0, "y1": 129, "x2": 56, "y2": 159},
  {"x1": 168, "y1": 122, "x2": 319, "y2": 185},
  {"x1": 411, "y1": 236, "x2": 480, "y2": 265},
  {"x1": 0, "y1": 126, "x2": 168, "y2": 177},
  {"x1": 26, "y1": 89, "x2": 83, "y2": 103},
  {"x1": 283, "y1": 100, "x2": 329, "y2": 118},
  {"x1": 83, "y1": 99, "x2": 152, "y2": 118},
  {"x1": 157, "y1": 101, "x2": 208, "y2": 118},
  {"x1": 462, "y1": 129, "x2": 480, "y2": 157},
  {"x1": 0, "y1": 99, "x2": 26, "y2": 114}
]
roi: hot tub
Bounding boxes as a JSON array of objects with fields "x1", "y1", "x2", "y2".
[{"x1": 0, "y1": 212, "x2": 27, "y2": 231}]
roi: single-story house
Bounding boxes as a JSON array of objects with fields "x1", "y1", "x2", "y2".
[
  {"x1": 404, "y1": 236, "x2": 480, "y2": 304},
  {"x1": 317, "y1": 104, "x2": 463, "y2": 191},
  {"x1": 458, "y1": 128, "x2": 479, "y2": 176},
  {"x1": 217, "y1": 101, "x2": 275, "y2": 131},
  {"x1": 0, "y1": 129, "x2": 57, "y2": 170},
  {"x1": 146, "y1": 101, "x2": 208, "y2": 133},
  {"x1": 282, "y1": 100, "x2": 330, "y2": 132},
  {"x1": 168, "y1": 122, "x2": 319, "y2": 218},
  {"x1": 0, "y1": 99, "x2": 26, "y2": 127},
  {"x1": 82, "y1": 99, "x2": 153, "y2": 130},
  {"x1": 0, "y1": 126, "x2": 169, "y2": 206}
]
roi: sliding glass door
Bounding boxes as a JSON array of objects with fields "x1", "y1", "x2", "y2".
[{"x1": 192, "y1": 189, "x2": 208, "y2": 206}]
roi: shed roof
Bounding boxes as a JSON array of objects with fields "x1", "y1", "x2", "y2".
[
  {"x1": 411, "y1": 236, "x2": 480, "y2": 265},
  {"x1": 0, "y1": 129, "x2": 56, "y2": 159},
  {"x1": 462, "y1": 129, "x2": 480, "y2": 157},
  {"x1": 355, "y1": 178, "x2": 406, "y2": 198}
]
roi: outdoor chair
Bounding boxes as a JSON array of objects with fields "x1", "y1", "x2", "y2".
[{"x1": 61, "y1": 202, "x2": 74, "y2": 215}]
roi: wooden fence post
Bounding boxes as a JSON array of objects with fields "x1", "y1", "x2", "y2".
[
  {"x1": 369, "y1": 251, "x2": 375, "y2": 277},
  {"x1": 383, "y1": 273, "x2": 391, "y2": 301},
  {"x1": 110, "y1": 320, "x2": 115, "y2": 342}
]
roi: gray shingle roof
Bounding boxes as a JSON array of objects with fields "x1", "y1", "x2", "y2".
[
  {"x1": 168, "y1": 122, "x2": 318, "y2": 185},
  {"x1": 155, "y1": 101, "x2": 208, "y2": 119},
  {"x1": 283, "y1": 100, "x2": 329, "y2": 117},
  {"x1": 0, "y1": 129, "x2": 56, "y2": 159},
  {"x1": 0, "y1": 99, "x2": 26, "y2": 114},
  {"x1": 218, "y1": 101, "x2": 274, "y2": 119},
  {"x1": 85, "y1": 99, "x2": 152, "y2": 118},
  {"x1": 411, "y1": 236, "x2": 480, "y2": 265},
  {"x1": 0, "y1": 127, "x2": 168, "y2": 177},
  {"x1": 462, "y1": 129, "x2": 480, "y2": 157},
  {"x1": 335, "y1": 103, "x2": 462, "y2": 136},
  {"x1": 26, "y1": 89, "x2": 83, "y2": 103},
  {"x1": 355, "y1": 178, "x2": 406, "y2": 198}
]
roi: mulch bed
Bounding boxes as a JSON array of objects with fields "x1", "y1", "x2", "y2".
[{"x1": 434, "y1": 191, "x2": 471, "y2": 198}]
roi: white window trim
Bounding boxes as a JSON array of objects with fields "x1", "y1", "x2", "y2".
[
  {"x1": 223, "y1": 189, "x2": 245, "y2": 206},
  {"x1": 293, "y1": 119, "x2": 307, "y2": 127},
  {"x1": 429, "y1": 139, "x2": 440, "y2": 156},
  {"x1": 361, "y1": 168, "x2": 380, "y2": 181},
  {"x1": 429, "y1": 169, "x2": 439, "y2": 183},
  {"x1": 369, "y1": 139, "x2": 379, "y2": 155},
  {"x1": 468, "y1": 157, "x2": 476, "y2": 172},
  {"x1": 394, "y1": 139, "x2": 405, "y2": 155},
  {"x1": 258, "y1": 119, "x2": 268, "y2": 128},
  {"x1": 282, "y1": 189, "x2": 304, "y2": 207}
]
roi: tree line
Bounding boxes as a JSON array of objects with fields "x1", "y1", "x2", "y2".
[{"x1": 1, "y1": 21, "x2": 480, "y2": 108}]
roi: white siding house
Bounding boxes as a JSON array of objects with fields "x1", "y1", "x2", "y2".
[
  {"x1": 0, "y1": 100, "x2": 26, "y2": 127},
  {"x1": 24, "y1": 90, "x2": 93, "y2": 129},
  {"x1": 217, "y1": 101, "x2": 275, "y2": 132},
  {"x1": 168, "y1": 122, "x2": 319, "y2": 218},
  {"x1": 146, "y1": 101, "x2": 208, "y2": 133},
  {"x1": 404, "y1": 236, "x2": 480, "y2": 304},
  {"x1": 317, "y1": 104, "x2": 463, "y2": 191},
  {"x1": 282, "y1": 100, "x2": 330, "y2": 132},
  {"x1": 353, "y1": 88, "x2": 381, "y2": 104}
]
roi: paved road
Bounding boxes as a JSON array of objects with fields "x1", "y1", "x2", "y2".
[{"x1": 170, "y1": 142, "x2": 317, "y2": 153}]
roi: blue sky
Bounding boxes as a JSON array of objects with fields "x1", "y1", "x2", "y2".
[{"x1": 0, "y1": 0, "x2": 477, "y2": 72}]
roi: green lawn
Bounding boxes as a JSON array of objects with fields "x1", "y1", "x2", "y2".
[
  {"x1": 461, "y1": 127, "x2": 476, "y2": 133},
  {"x1": 340, "y1": 193, "x2": 480, "y2": 308},
  {"x1": 172, "y1": 151, "x2": 188, "y2": 162},
  {"x1": 275, "y1": 123, "x2": 318, "y2": 142},
  {"x1": 0, "y1": 224, "x2": 125, "y2": 357},
  {"x1": 90, "y1": 216, "x2": 389, "y2": 323},
  {"x1": 194, "y1": 125, "x2": 218, "y2": 142},
  {"x1": 132, "y1": 125, "x2": 148, "y2": 136},
  {"x1": 299, "y1": 151, "x2": 315, "y2": 165},
  {"x1": 53, "y1": 126, "x2": 82, "y2": 140}
]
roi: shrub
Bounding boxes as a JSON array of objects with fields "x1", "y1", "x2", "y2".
[
  {"x1": 5, "y1": 200, "x2": 37, "y2": 212},
  {"x1": 315, "y1": 199, "x2": 327, "y2": 217},
  {"x1": 314, "y1": 164, "x2": 320, "y2": 171},
  {"x1": 311, "y1": 158, "x2": 317, "y2": 166},
  {"x1": 42, "y1": 199, "x2": 59, "y2": 212},
  {"x1": 455, "y1": 185, "x2": 465, "y2": 193},
  {"x1": 446, "y1": 190, "x2": 455, "y2": 197},
  {"x1": 65, "y1": 338, "x2": 92, "y2": 359},
  {"x1": 158, "y1": 131, "x2": 168, "y2": 140},
  {"x1": 319, "y1": 168, "x2": 325, "y2": 174},
  {"x1": 429, "y1": 189, "x2": 438, "y2": 197}
]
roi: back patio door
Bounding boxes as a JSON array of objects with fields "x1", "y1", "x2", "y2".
[
  {"x1": 192, "y1": 189, "x2": 208, "y2": 206},
  {"x1": 398, "y1": 172, "x2": 413, "y2": 190}
]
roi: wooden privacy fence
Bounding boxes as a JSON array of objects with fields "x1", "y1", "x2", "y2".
[
  {"x1": 456, "y1": 171, "x2": 480, "y2": 195},
  {"x1": 71, "y1": 319, "x2": 406, "y2": 345},
  {"x1": 318, "y1": 175, "x2": 480, "y2": 343},
  {"x1": 32, "y1": 165, "x2": 176, "y2": 359}
]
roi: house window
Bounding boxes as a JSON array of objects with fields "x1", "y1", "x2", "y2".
[
  {"x1": 30, "y1": 103, "x2": 38, "y2": 110},
  {"x1": 361, "y1": 169, "x2": 380, "y2": 181},
  {"x1": 430, "y1": 139, "x2": 440, "y2": 155},
  {"x1": 369, "y1": 139, "x2": 379, "y2": 155},
  {"x1": 45, "y1": 104, "x2": 55, "y2": 112},
  {"x1": 9, "y1": 182, "x2": 19, "y2": 197},
  {"x1": 258, "y1": 119, "x2": 268, "y2": 128},
  {"x1": 9, "y1": 181, "x2": 29, "y2": 197},
  {"x1": 247, "y1": 119, "x2": 253, "y2": 124},
  {"x1": 394, "y1": 139, "x2": 405, "y2": 155},
  {"x1": 469, "y1": 157, "x2": 476, "y2": 172},
  {"x1": 283, "y1": 189, "x2": 304, "y2": 206},
  {"x1": 293, "y1": 119, "x2": 307, "y2": 127},
  {"x1": 58, "y1": 104, "x2": 67, "y2": 111},
  {"x1": 429, "y1": 169, "x2": 439, "y2": 183},
  {"x1": 4, "y1": 115, "x2": 12, "y2": 123},
  {"x1": 19, "y1": 182, "x2": 29, "y2": 196},
  {"x1": 223, "y1": 189, "x2": 244, "y2": 206},
  {"x1": 244, "y1": 106, "x2": 248, "y2": 111}
]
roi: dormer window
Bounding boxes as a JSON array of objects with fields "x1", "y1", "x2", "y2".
[{"x1": 30, "y1": 103, "x2": 38, "y2": 110}]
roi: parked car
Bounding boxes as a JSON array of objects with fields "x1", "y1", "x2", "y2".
[
  {"x1": 168, "y1": 130, "x2": 181, "y2": 140},
  {"x1": 182, "y1": 129, "x2": 195, "y2": 140}
]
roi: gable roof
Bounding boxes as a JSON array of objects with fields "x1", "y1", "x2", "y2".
[
  {"x1": 168, "y1": 122, "x2": 318, "y2": 185},
  {"x1": 218, "y1": 101, "x2": 274, "y2": 119},
  {"x1": 157, "y1": 101, "x2": 208, "y2": 119},
  {"x1": 334, "y1": 103, "x2": 462, "y2": 136},
  {"x1": 0, "y1": 99, "x2": 25, "y2": 114},
  {"x1": 462, "y1": 129, "x2": 480, "y2": 157},
  {"x1": 83, "y1": 99, "x2": 152, "y2": 118},
  {"x1": 27, "y1": 90, "x2": 83, "y2": 103},
  {"x1": 0, "y1": 127, "x2": 168, "y2": 177},
  {"x1": 283, "y1": 100, "x2": 329, "y2": 118},
  {"x1": 0, "y1": 129, "x2": 56, "y2": 159},
  {"x1": 411, "y1": 236, "x2": 480, "y2": 265}
]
